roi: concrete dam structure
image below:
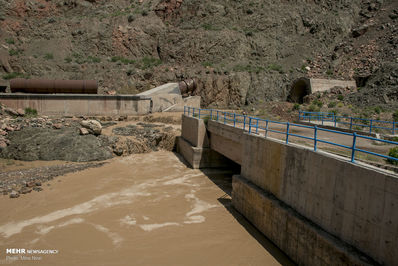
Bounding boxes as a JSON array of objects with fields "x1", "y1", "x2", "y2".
[
  {"x1": 177, "y1": 111, "x2": 398, "y2": 265},
  {"x1": 0, "y1": 82, "x2": 200, "y2": 116}
]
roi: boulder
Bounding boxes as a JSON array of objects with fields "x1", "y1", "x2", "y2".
[
  {"x1": 79, "y1": 127, "x2": 89, "y2": 135},
  {"x1": 52, "y1": 123, "x2": 63, "y2": 129},
  {"x1": 80, "y1": 120, "x2": 102, "y2": 135},
  {"x1": 16, "y1": 108, "x2": 25, "y2": 116},
  {"x1": 9, "y1": 191, "x2": 19, "y2": 199},
  {"x1": 5, "y1": 107, "x2": 18, "y2": 116}
]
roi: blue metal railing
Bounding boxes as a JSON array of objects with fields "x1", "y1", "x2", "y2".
[
  {"x1": 184, "y1": 106, "x2": 398, "y2": 164},
  {"x1": 298, "y1": 111, "x2": 397, "y2": 135}
]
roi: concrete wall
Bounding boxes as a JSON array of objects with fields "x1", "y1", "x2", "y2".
[
  {"x1": 310, "y1": 78, "x2": 356, "y2": 93},
  {"x1": 240, "y1": 132, "x2": 398, "y2": 265},
  {"x1": 192, "y1": 120, "x2": 398, "y2": 265},
  {"x1": 232, "y1": 175, "x2": 376, "y2": 266},
  {"x1": 0, "y1": 93, "x2": 151, "y2": 116},
  {"x1": 289, "y1": 77, "x2": 356, "y2": 103},
  {"x1": 177, "y1": 115, "x2": 231, "y2": 169},
  {"x1": 181, "y1": 115, "x2": 209, "y2": 148},
  {"x1": 207, "y1": 120, "x2": 243, "y2": 165}
]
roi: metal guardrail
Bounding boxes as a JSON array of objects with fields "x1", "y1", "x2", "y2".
[
  {"x1": 184, "y1": 106, "x2": 398, "y2": 164},
  {"x1": 298, "y1": 111, "x2": 397, "y2": 135}
]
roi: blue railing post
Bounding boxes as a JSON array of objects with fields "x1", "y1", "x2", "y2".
[
  {"x1": 198, "y1": 109, "x2": 201, "y2": 119},
  {"x1": 256, "y1": 119, "x2": 259, "y2": 134},
  {"x1": 321, "y1": 115, "x2": 324, "y2": 125},
  {"x1": 350, "y1": 117, "x2": 353, "y2": 130},
  {"x1": 188, "y1": 107, "x2": 190, "y2": 116},
  {"x1": 248, "y1": 117, "x2": 252, "y2": 133},
  {"x1": 210, "y1": 110, "x2": 213, "y2": 120},
  {"x1": 286, "y1": 122, "x2": 290, "y2": 144},
  {"x1": 224, "y1": 112, "x2": 226, "y2": 124},
  {"x1": 351, "y1": 133, "x2": 357, "y2": 163},
  {"x1": 233, "y1": 113, "x2": 236, "y2": 127},
  {"x1": 192, "y1": 108, "x2": 195, "y2": 117},
  {"x1": 314, "y1": 125, "x2": 318, "y2": 151},
  {"x1": 243, "y1": 116, "x2": 246, "y2": 130},
  {"x1": 393, "y1": 121, "x2": 396, "y2": 135},
  {"x1": 265, "y1": 120, "x2": 269, "y2": 137},
  {"x1": 216, "y1": 111, "x2": 219, "y2": 121},
  {"x1": 334, "y1": 115, "x2": 337, "y2": 127},
  {"x1": 299, "y1": 111, "x2": 301, "y2": 121},
  {"x1": 369, "y1": 119, "x2": 373, "y2": 134}
]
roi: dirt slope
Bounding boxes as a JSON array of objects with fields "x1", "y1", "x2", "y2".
[{"x1": 0, "y1": 0, "x2": 396, "y2": 108}]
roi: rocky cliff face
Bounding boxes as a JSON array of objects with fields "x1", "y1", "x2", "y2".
[{"x1": 0, "y1": 0, "x2": 396, "y2": 108}]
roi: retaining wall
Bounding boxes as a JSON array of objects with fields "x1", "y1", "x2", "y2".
[{"x1": 0, "y1": 93, "x2": 151, "y2": 116}]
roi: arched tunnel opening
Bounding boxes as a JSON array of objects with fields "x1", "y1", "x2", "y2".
[{"x1": 287, "y1": 78, "x2": 311, "y2": 104}]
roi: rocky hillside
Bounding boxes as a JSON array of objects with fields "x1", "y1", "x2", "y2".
[{"x1": 0, "y1": 0, "x2": 397, "y2": 109}]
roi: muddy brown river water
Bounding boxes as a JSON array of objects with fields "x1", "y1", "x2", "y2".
[{"x1": 0, "y1": 151, "x2": 294, "y2": 266}]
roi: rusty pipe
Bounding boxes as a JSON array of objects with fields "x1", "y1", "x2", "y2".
[
  {"x1": 178, "y1": 78, "x2": 197, "y2": 95},
  {"x1": 10, "y1": 79, "x2": 98, "y2": 94}
]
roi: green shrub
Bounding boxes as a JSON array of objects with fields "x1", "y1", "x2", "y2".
[
  {"x1": 201, "y1": 61, "x2": 213, "y2": 67},
  {"x1": 393, "y1": 110, "x2": 398, "y2": 122},
  {"x1": 374, "y1": 106, "x2": 382, "y2": 114},
  {"x1": 3, "y1": 72, "x2": 23, "y2": 80},
  {"x1": 308, "y1": 104, "x2": 320, "y2": 112},
  {"x1": 328, "y1": 102, "x2": 336, "y2": 108},
  {"x1": 87, "y1": 56, "x2": 101, "y2": 63},
  {"x1": 337, "y1": 95, "x2": 344, "y2": 101},
  {"x1": 64, "y1": 57, "x2": 72, "y2": 63},
  {"x1": 5, "y1": 38, "x2": 15, "y2": 44},
  {"x1": 268, "y1": 63, "x2": 284, "y2": 74},
  {"x1": 44, "y1": 53, "x2": 54, "y2": 60},
  {"x1": 9, "y1": 49, "x2": 22, "y2": 56},
  {"x1": 292, "y1": 103, "x2": 300, "y2": 111},
  {"x1": 24, "y1": 107, "x2": 37, "y2": 116},
  {"x1": 140, "y1": 56, "x2": 161, "y2": 69},
  {"x1": 387, "y1": 147, "x2": 398, "y2": 165}
]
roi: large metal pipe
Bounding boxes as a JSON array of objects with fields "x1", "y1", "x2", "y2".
[
  {"x1": 178, "y1": 78, "x2": 197, "y2": 96},
  {"x1": 10, "y1": 79, "x2": 98, "y2": 94}
]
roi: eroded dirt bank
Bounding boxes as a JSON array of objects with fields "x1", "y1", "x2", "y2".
[{"x1": 0, "y1": 151, "x2": 294, "y2": 266}]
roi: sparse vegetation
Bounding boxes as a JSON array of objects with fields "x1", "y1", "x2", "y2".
[
  {"x1": 328, "y1": 102, "x2": 336, "y2": 108},
  {"x1": 2, "y1": 72, "x2": 24, "y2": 80},
  {"x1": 44, "y1": 53, "x2": 54, "y2": 60},
  {"x1": 9, "y1": 49, "x2": 22, "y2": 56},
  {"x1": 387, "y1": 147, "x2": 398, "y2": 165},
  {"x1": 24, "y1": 107, "x2": 38, "y2": 116},
  {"x1": 292, "y1": 103, "x2": 300, "y2": 111},
  {"x1": 268, "y1": 64, "x2": 284, "y2": 74},
  {"x1": 5, "y1": 38, "x2": 15, "y2": 44},
  {"x1": 64, "y1": 57, "x2": 72, "y2": 63},
  {"x1": 140, "y1": 56, "x2": 162, "y2": 69},
  {"x1": 337, "y1": 95, "x2": 344, "y2": 101},
  {"x1": 393, "y1": 110, "x2": 398, "y2": 122}
]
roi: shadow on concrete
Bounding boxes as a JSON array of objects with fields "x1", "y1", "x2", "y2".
[{"x1": 203, "y1": 170, "x2": 296, "y2": 266}]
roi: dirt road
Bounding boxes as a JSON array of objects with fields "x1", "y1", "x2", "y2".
[{"x1": 0, "y1": 151, "x2": 293, "y2": 266}]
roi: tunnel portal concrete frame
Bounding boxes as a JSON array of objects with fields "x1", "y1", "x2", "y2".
[
  {"x1": 178, "y1": 114, "x2": 398, "y2": 266},
  {"x1": 289, "y1": 78, "x2": 357, "y2": 103}
]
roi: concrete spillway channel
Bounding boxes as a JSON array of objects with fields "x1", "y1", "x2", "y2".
[{"x1": 177, "y1": 114, "x2": 398, "y2": 266}]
